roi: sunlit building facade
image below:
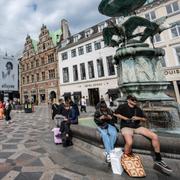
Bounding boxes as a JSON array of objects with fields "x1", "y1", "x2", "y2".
[{"x1": 20, "y1": 24, "x2": 61, "y2": 104}]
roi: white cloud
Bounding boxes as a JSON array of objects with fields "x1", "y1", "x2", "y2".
[{"x1": 0, "y1": 0, "x2": 107, "y2": 56}]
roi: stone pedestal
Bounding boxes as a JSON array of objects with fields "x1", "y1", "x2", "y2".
[{"x1": 114, "y1": 43, "x2": 172, "y2": 101}]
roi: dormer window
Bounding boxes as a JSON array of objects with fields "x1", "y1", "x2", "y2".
[
  {"x1": 85, "y1": 29, "x2": 93, "y2": 38},
  {"x1": 98, "y1": 22, "x2": 107, "y2": 32},
  {"x1": 73, "y1": 35, "x2": 80, "y2": 43}
]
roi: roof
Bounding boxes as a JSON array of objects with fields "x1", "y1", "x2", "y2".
[
  {"x1": 32, "y1": 39, "x2": 38, "y2": 52},
  {"x1": 49, "y1": 29, "x2": 62, "y2": 46}
]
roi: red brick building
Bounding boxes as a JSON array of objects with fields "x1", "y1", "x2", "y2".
[{"x1": 19, "y1": 24, "x2": 61, "y2": 104}]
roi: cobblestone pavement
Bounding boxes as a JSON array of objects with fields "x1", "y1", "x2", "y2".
[{"x1": 0, "y1": 105, "x2": 180, "y2": 180}]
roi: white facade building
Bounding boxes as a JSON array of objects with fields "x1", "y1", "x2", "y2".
[
  {"x1": 58, "y1": 0, "x2": 180, "y2": 105},
  {"x1": 58, "y1": 20, "x2": 119, "y2": 106}
]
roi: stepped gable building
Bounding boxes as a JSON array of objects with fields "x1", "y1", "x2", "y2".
[{"x1": 20, "y1": 24, "x2": 62, "y2": 104}]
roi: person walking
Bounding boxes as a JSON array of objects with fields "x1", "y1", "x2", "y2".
[
  {"x1": 0, "y1": 101, "x2": 4, "y2": 120},
  {"x1": 5, "y1": 100, "x2": 12, "y2": 124},
  {"x1": 94, "y1": 101, "x2": 118, "y2": 163},
  {"x1": 114, "y1": 95, "x2": 172, "y2": 175},
  {"x1": 51, "y1": 99, "x2": 59, "y2": 120},
  {"x1": 80, "y1": 96, "x2": 87, "y2": 113}
]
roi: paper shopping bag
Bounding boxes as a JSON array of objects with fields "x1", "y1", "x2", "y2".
[{"x1": 110, "y1": 148, "x2": 123, "y2": 175}]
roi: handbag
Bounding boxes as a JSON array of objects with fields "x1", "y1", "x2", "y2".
[
  {"x1": 121, "y1": 153, "x2": 146, "y2": 177},
  {"x1": 110, "y1": 148, "x2": 123, "y2": 175}
]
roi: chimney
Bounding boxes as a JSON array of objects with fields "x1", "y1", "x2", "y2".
[{"x1": 61, "y1": 19, "x2": 71, "y2": 40}]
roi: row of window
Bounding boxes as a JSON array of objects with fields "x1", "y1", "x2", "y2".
[
  {"x1": 22, "y1": 54, "x2": 55, "y2": 71},
  {"x1": 145, "y1": 1, "x2": 179, "y2": 21},
  {"x1": 62, "y1": 56, "x2": 115, "y2": 83},
  {"x1": 62, "y1": 40, "x2": 103, "y2": 60},
  {"x1": 22, "y1": 69, "x2": 55, "y2": 84},
  {"x1": 149, "y1": 22, "x2": 180, "y2": 44}
]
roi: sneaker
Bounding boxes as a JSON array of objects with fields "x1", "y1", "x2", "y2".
[
  {"x1": 106, "y1": 153, "x2": 111, "y2": 163},
  {"x1": 154, "y1": 160, "x2": 173, "y2": 175},
  {"x1": 6, "y1": 121, "x2": 9, "y2": 125}
]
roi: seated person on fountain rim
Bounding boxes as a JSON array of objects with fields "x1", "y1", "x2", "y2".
[
  {"x1": 94, "y1": 101, "x2": 118, "y2": 163},
  {"x1": 113, "y1": 95, "x2": 172, "y2": 175}
]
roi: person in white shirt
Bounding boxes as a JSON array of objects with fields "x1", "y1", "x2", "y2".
[{"x1": 80, "y1": 96, "x2": 87, "y2": 113}]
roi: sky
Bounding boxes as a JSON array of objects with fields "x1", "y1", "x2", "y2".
[{"x1": 0, "y1": 0, "x2": 107, "y2": 57}]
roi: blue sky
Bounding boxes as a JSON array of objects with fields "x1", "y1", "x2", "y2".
[{"x1": 0, "y1": 0, "x2": 107, "y2": 56}]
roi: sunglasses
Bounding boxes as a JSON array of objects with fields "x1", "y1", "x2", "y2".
[{"x1": 130, "y1": 99, "x2": 137, "y2": 102}]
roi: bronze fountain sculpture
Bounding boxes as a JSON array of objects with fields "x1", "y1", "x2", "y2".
[{"x1": 98, "y1": 0, "x2": 180, "y2": 130}]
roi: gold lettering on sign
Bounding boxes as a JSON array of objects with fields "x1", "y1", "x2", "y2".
[{"x1": 164, "y1": 69, "x2": 180, "y2": 75}]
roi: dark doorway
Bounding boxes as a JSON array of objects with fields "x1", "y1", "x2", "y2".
[
  {"x1": 72, "y1": 91, "x2": 81, "y2": 105},
  {"x1": 88, "y1": 88, "x2": 100, "y2": 106},
  {"x1": 40, "y1": 94, "x2": 45, "y2": 103},
  {"x1": 49, "y1": 91, "x2": 56, "y2": 101},
  {"x1": 31, "y1": 95, "x2": 36, "y2": 103}
]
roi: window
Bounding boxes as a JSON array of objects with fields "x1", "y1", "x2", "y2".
[
  {"x1": 36, "y1": 59, "x2": 39, "y2": 67},
  {"x1": 145, "y1": 11, "x2": 156, "y2": 21},
  {"x1": 31, "y1": 61, "x2": 34, "y2": 69},
  {"x1": 22, "y1": 65, "x2": 24, "y2": 71},
  {"x1": 94, "y1": 41, "x2": 101, "y2": 50},
  {"x1": 49, "y1": 69, "x2": 55, "y2": 79},
  {"x1": 36, "y1": 73, "x2": 39, "y2": 81},
  {"x1": 86, "y1": 43, "x2": 92, "y2": 53},
  {"x1": 153, "y1": 34, "x2": 162, "y2": 43},
  {"x1": 22, "y1": 77, "x2": 25, "y2": 84},
  {"x1": 27, "y1": 63, "x2": 29, "y2": 70},
  {"x1": 88, "y1": 61, "x2": 95, "y2": 79},
  {"x1": 43, "y1": 43, "x2": 46, "y2": 50},
  {"x1": 80, "y1": 63, "x2": 86, "y2": 80},
  {"x1": 27, "y1": 76, "x2": 29, "y2": 84},
  {"x1": 166, "y1": 1, "x2": 179, "y2": 14},
  {"x1": 171, "y1": 23, "x2": 180, "y2": 38},
  {"x1": 85, "y1": 29, "x2": 91, "y2": 38},
  {"x1": 62, "y1": 52, "x2": 68, "y2": 60},
  {"x1": 98, "y1": 23, "x2": 106, "y2": 32},
  {"x1": 73, "y1": 65, "x2": 78, "y2": 81},
  {"x1": 78, "y1": 46, "x2": 84, "y2": 55},
  {"x1": 31, "y1": 75, "x2": 34, "y2": 83},
  {"x1": 106, "y1": 56, "x2": 115, "y2": 76},
  {"x1": 73, "y1": 35, "x2": 79, "y2": 43},
  {"x1": 48, "y1": 54, "x2": 54, "y2": 63},
  {"x1": 41, "y1": 58, "x2": 45, "y2": 65},
  {"x1": 63, "y1": 67, "x2": 69, "y2": 83},
  {"x1": 97, "y1": 58, "x2": 104, "y2": 77},
  {"x1": 71, "y1": 49, "x2": 77, "y2": 57},
  {"x1": 42, "y1": 71, "x2": 45, "y2": 81},
  {"x1": 175, "y1": 47, "x2": 180, "y2": 65}
]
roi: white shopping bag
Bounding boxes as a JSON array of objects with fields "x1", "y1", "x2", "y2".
[{"x1": 110, "y1": 148, "x2": 123, "y2": 175}]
